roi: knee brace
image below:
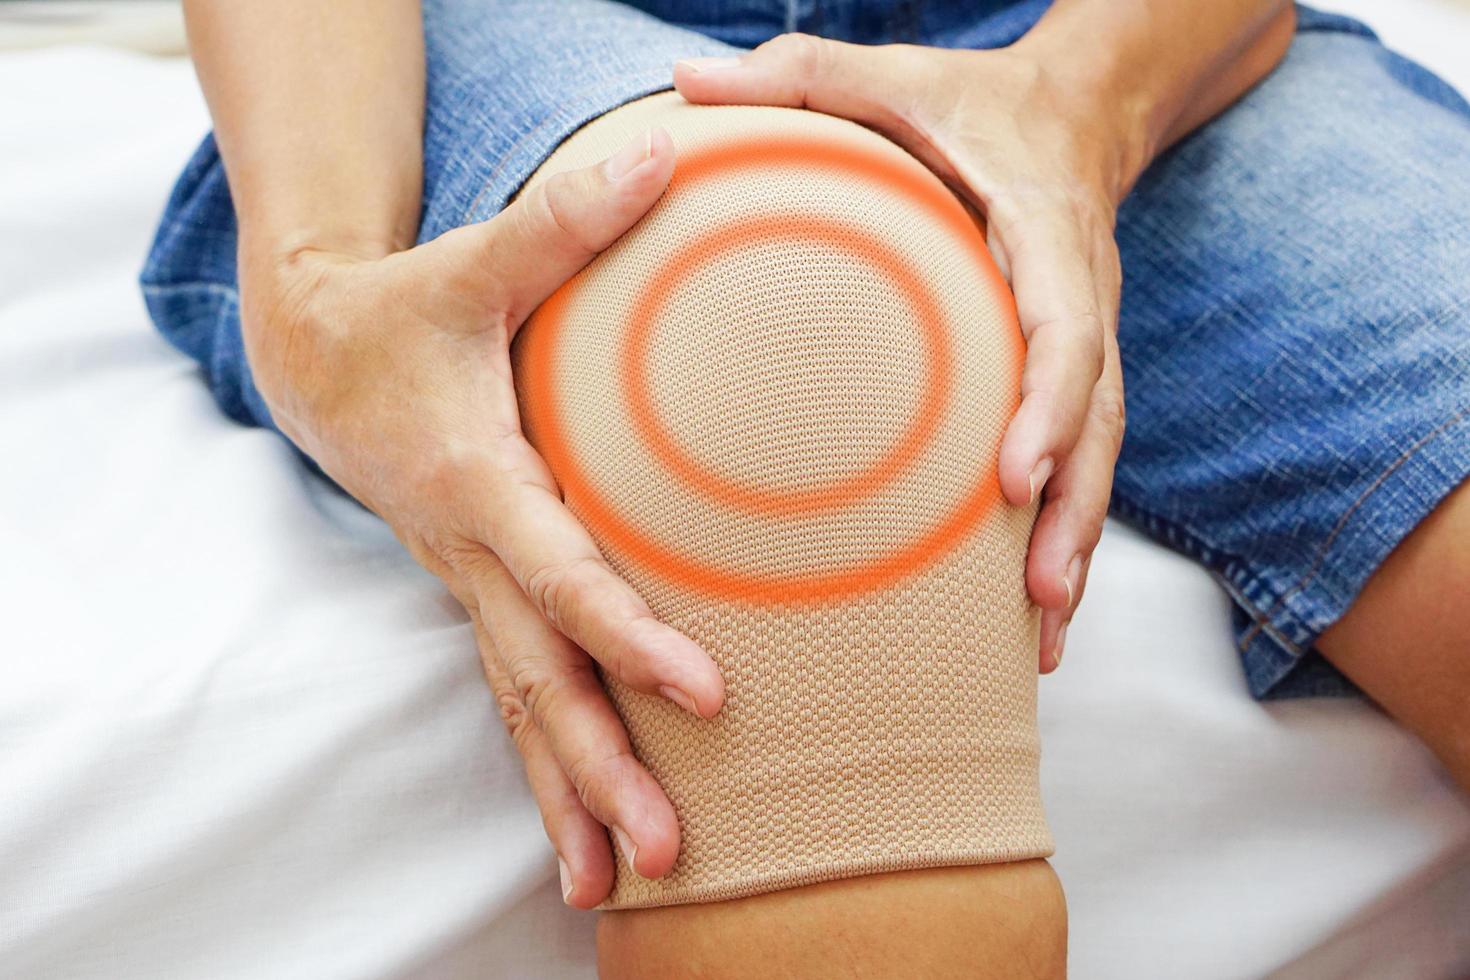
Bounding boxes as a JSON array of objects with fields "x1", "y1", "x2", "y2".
[{"x1": 512, "y1": 91, "x2": 1051, "y2": 910}]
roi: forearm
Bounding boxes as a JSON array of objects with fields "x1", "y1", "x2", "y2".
[
  {"x1": 1015, "y1": 0, "x2": 1296, "y2": 201},
  {"x1": 182, "y1": 0, "x2": 425, "y2": 264}
]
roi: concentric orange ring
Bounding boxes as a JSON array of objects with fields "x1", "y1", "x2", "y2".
[
  {"x1": 622, "y1": 214, "x2": 952, "y2": 518},
  {"x1": 518, "y1": 134, "x2": 1024, "y2": 605}
]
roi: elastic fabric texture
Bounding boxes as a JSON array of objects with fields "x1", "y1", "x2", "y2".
[{"x1": 513, "y1": 93, "x2": 1050, "y2": 909}]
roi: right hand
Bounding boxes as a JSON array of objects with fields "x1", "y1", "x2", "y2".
[{"x1": 237, "y1": 129, "x2": 724, "y2": 908}]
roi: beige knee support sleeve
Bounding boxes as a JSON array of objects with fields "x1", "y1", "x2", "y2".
[{"x1": 512, "y1": 92, "x2": 1052, "y2": 910}]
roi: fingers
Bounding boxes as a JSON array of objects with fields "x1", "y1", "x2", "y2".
[
  {"x1": 471, "y1": 562, "x2": 683, "y2": 898},
  {"x1": 1027, "y1": 333, "x2": 1124, "y2": 641},
  {"x1": 993, "y1": 206, "x2": 1108, "y2": 529},
  {"x1": 1038, "y1": 554, "x2": 1090, "y2": 673},
  {"x1": 984, "y1": 196, "x2": 1120, "y2": 671},
  {"x1": 422, "y1": 127, "x2": 677, "y2": 334},
  {"x1": 478, "y1": 630, "x2": 615, "y2": 908},
  {"x1": 452, "y1": 439, "x2": 726, "y2": 717},
  {"x1": 675, "y1": 34, "x2": 923, "y2": 135}
]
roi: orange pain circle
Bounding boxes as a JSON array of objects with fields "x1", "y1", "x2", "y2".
[
  {"x1": 519, "y1": 135, "x2": 1024, "y2": 605},
  {"x1": 622, "y1": 214, "x2": 953, "y2": 518}
]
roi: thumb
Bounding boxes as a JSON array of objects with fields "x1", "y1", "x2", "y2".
[
  {"x1": 675, "y1": 34, "x2": 911, "y2": 130},
  {"x1": 422, "y1": 127, "x2": 675, "y2": 334}
]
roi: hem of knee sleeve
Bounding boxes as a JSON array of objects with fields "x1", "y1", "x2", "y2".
[{"x1": 592, "y1": 838, "x2": 1057, "y2": 911}]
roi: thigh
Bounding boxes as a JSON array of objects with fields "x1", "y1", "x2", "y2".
[
  {"x1": 1318, "y1": 478, "x2": 1470, "y2": 788},
  {"x1": 1109, "y1": 15, "x2": 1470, "y2": 699}
]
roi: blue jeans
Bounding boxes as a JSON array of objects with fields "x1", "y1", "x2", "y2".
[{"x1": 140, "y1": 1, "x2": 1470, "y2": 699}]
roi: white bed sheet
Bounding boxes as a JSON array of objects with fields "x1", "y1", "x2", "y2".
[{"x1": 1, "y1": 8, "x2": 1468, "y2": 978}]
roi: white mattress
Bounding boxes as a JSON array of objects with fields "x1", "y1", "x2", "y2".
[{"x1": 1, "y1": 5, "x2": 1468, "y2": 977}]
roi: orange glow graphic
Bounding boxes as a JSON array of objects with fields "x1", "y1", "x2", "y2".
[{"x1": 520, "y1": 135, "x2": 1024, "y2": 605}]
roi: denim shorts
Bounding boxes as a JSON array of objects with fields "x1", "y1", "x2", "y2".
[{"x1": 141, "y1": 1, "x2": 1470, "y2": 699}]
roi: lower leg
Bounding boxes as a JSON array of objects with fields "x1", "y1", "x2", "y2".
[
  {"x1": 1318, "y1": 478, "x2": 1470, "y2": 790},
  {"x1": 597, "y1": 860, "x2": 1067, "y2": 980},
  {"x1": 519, "y1": 91, "x2": 1066, "y2": 968}
]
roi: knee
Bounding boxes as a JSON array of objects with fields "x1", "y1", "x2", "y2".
[
  {"x1": 514, "y1": 91, "x2": 1028, "y2": 569},
  {"x1": 513, "y1": 92, "x2": 1047, "y2": 911}
]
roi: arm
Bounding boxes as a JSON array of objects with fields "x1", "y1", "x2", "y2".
[
  {"x1": 182, "y1": 0, "x2": 424, "y2": 264},
  {"x1": 181, "y1": 1, "x2": 727, "y2": 906},
  {"x1": 675, "y1": 1, "x2": 1296, "y2": 664},
  {"x1": 1015, "y1": 0, "x2": 1297, "y2": 200}
]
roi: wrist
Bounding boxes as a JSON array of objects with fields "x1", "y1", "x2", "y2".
[
  {"x1": 1008, "y1": 1, "x2": 1296, "y2": 202},
  {"x1": 235, "y1": 219, "x2": 404, "y2": 348},
  {"x1": 231, "y1": 170, "x2": 420, "y2": 278},
  {"x1": 1003, "y1": 34, "x2": 1158, "y2": 207},
  {"x1": 234, "y1": 226, "x2": 370, "y2": 421},
  {"x1": 239, "y1": 219, "x2": 411, "y2": 274},
  {"x1": 968, "y1": 44, "x2": 1143, "y2": 212},
  {"x1": 220, "y1": 130, "x2": 423, "y2": 270}
]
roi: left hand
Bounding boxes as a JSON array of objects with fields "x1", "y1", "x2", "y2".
[{"x1": 676, "y1": 37, "x2": 1134, "y2": 672}]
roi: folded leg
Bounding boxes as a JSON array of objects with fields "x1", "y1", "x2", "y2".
[
  {"x1": 514, "y1": 91, "x2": 1063, "y2": 974},
  {"x1": 1108, "y1": 15, "x2": 1470, "y2": 709}
]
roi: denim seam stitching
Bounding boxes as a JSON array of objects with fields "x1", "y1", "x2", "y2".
[
  {"x1": 142, "y1": 282, "x2": 240, "y2": 299},
  {"x1": 1108, "y1": 496, "x2": 1235, "y2": 572},
  {"x1": 1108, "y1": 496, "x2": 1313, "y2": 661},
  {"x1": 1213, "y1": 573, "x2": 1311, "y2": 656},
  {"x1": 1237, "y1": 402, "x2": 1470, "y2": 652}
]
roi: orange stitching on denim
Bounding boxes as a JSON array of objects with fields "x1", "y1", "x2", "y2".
[
  {"x1": 1212, "y1": 570, "x2": 1308, "y2": 656},
  {"x1": 1238, "y1": 404, "x2": 1470, "y2": 651}
]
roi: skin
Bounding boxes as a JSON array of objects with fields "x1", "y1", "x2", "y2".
[
  {"x1": 597, "y1": 861, "x2": 1067, "y2": 980},
  {"x1": 181, "y1": 0, "x2": 1466, "y2": 970},
  {"x1": 1318, "y1": 480, "x2": 1470, "y2": 790}
]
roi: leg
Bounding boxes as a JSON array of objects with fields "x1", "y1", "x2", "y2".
[
  {"x1": 597, "y1": 862, "x2": 1066, "y2": 979},
  {"x1": 514, "y1": 92, "x2": 1065, "y2": 970},
  {"x1": 1319, "y1": 479, "x2": 1470, "y2": 788},
  {"x1": 1107, "y1": 15, "x2": 1470, "y2": 725},
  {"x1": 145, "y1": 0, "x2": 1066, "y2": 965}
]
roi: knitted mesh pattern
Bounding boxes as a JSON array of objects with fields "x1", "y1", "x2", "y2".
[{"x1": 512, "y1": 92, "x2": 1051, "y2": 910}]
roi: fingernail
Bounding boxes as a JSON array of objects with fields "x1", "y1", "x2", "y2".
[
  {"x1": 612, "y1": 825, "x2": 640, "y2": 876},
  {"x1": 676, "y1": 56, "x2": 743, "y2": 73},
  {"x1": 558, "y1": 855, "x2": 574, "y2": 903},
  {"x1": 658, "y1": 683, "x2": 700, "y2": 716},
  {"x1": 603, "y1": 129, "x2": 653, "y2": 182},
  {"x1": 1053, "y1": 623, "x2": 1069, "y2": 669},
  {"x1": 1063, "y1": 554, "x2": 1082, "y2": 607},
  {"x1": 1028, "y1": 457, "x2": 1054, "y2": 506}
]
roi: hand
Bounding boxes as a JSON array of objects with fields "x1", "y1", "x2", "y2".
[
  {"x1": 676, "y1": 38, "x2": 1133, "y2": 672},
  {"x1": 237, "y1": 130, "x2": 723, "y2": 907}
]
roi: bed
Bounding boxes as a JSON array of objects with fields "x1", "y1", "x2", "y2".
[{"x1": 1, "y1": 3, "x2": 1467, "y2": 977}]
